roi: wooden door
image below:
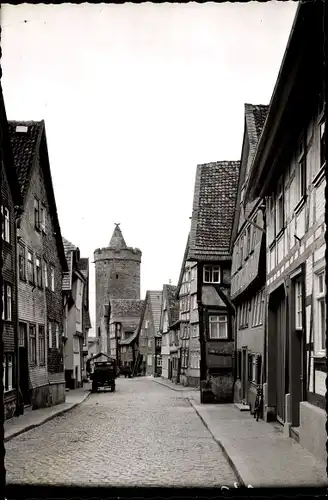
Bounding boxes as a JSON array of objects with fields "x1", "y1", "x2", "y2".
[
  {"x1": 18, "y1": 323, "x2": 30, "y2": 405},
  {"x1": 276, "y1": 297, "x2": 286, "y2": 423}
]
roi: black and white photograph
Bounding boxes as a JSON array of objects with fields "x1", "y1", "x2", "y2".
[{"x1": 0, "y1": 0, "x2": 327, "y2": 494}]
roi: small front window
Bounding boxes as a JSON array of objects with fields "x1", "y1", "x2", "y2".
[
  {"x1": 209, "y1": 315, "x2": 228, "y2": 340},
  {"x1": 203, "y1": 266, "x2": 221, "y2": 284},
  {"x1": 2, "y1": 283, "x2": 12, "y2": 321},
  {"x1": 295, "y1": 279, "x2": 303, "y2": 330},
  {"x1": 28, "y1": 251, "x2": 34, "y2": 284},
  {"x1": 29, "y1": 324, "x2": 37, "y2": 364},
  {"x1": 1, "y1": 206, "x2": 10, "y2": 243},
  {"x1": 36, "y1": 257, "x2": 43, "y2": 288}
]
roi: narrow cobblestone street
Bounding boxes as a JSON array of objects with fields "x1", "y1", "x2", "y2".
[{"x1": 5, "y1": 378, "x2": 237, "y2": 487}]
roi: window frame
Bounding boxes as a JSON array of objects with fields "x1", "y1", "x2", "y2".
[
  {"x1": 48, "y1": 322, "x2": 53, "y2": 349},
  {"x1": 27, "y1": 250, "x2": 34, "y2": 284},
  {"x1": 40, "y1": 204, "x2": 46, "y2": 233},
  {"x1": 208, "y1": 314, "x2": 228, "y2": 340},
  {"x1": 3, "y1": 353, "x2": 14, "y2": 392},
  {"x1": 19, "y1": 243, "x2": 26, "y2": 280},
  {"x1": 36, "y1": 256, "x2": 43, "y2": 288},
  {"x1": 275, "y1": 180, "x2": 284, "y2": 236},
  {"x1": 1, "y1": 205, "x2": 10, "y2": 243},
  {"x1": 38, "y1": 325, "x2": 46, "y2": 365},
  {"x1": 203, "y1": 265, "x2": 221, "y2": 284},
  {"x1": 294, "y1": 278, "x2": 303, "y2": 330},
  {"x1": 314, "y1": 269, "x2": 326, "y2": 356},
  {"x1": 2, "y1": 282, "x2": 12, "y2": 321},
  {"x1": 55, "y1": 323, "x2": 60, "y2": 349},
  {"x1": 44, "y1": 260, "x2": 49, "y2": 288},
  {"x1": 29, "y1": 324, "x2": 37, "y2": 365},
  {"x1": 50, "y1": 266, "x2": 55, "y2": 292},
  {"x1": 296, "y1": 134, "x2": 307, "y2": 203},
  {"x1": 34, "y1": 198, "x2": 40, "y2": 230}
]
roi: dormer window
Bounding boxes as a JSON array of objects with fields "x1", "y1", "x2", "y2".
[{"x1": 203, "y1": 265, "x2": 221, "y2": 284}]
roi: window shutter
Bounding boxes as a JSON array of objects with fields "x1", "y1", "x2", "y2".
[
  {"x1": 256, "y1": 354, "x2": 262, "y2": 385},
  {"x1": 248, "y1": 353, "x2": 253, "y2": 382}
]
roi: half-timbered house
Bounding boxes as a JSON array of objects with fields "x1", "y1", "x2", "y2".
[
  {"x1": 159, "y1": 284, "x2": 178, "y2": 380},
  {"x1": 0, "y1": 85, "x2": 23, "y2": 419},
  {"x1": 188, "y1": 161, "x2": 239, "y2": 403},
  {"x1": 138, "y1": 290, "x2": 162, "y2": 376},
  {"x1": 230, "y1": 103, "x2": 268, "y2": 413},
  {"x1": 245, "y1": 1, "x2": 326, "y2": 462}
]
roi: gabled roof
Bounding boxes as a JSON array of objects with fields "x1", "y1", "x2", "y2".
[
  {"x1": 176, "y1": 234, "x2": 190, "y2": 299},
  {"x1": 161, "y1": 284, "x2": 179, "y2": 328},
  {"x1": 0, "y1": 86, "x2": 23, "y2": 210},
  {"x1": 246, "y1": 2, "x2": 323, "y2": 201},
  {"x1": 8, "y1": 120, "x2": 68, "y2": 272},
  {"x1": 109, "y1": 223, "x2": 127, "y2": 249},
  {"x1": 230, "y1": 104, "x2": 269, "y2": 248},
  {"x1": 62, "y1": 237, "x2": 77, "y2": 291},
  {"x1": 109, "y1": 299, "x2": 144, "y2": 318},
  {"x1": 119, "y1": 329, "x2": 139, "y2": 346},
  {"x1": 148, "y1": 290, "x2": 162, "y2": 332},
  {"x1": 188, "y1": 161, "x2": 240, "y2": 262}
]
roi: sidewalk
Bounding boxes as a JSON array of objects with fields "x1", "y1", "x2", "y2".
[
  {"x1": 188, "y1": 393, "x2": 328, "y2": 487},
  {"x1": 4, "y1": 384, "x2": 91, "y2": 443},
  {"x1": 150, "y1": 376, "x2": 199, "y2": 393}
]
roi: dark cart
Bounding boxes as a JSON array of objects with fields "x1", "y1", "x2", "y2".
[{"x1": 90, "y1": 359, "x2": 117, "y2": 393}]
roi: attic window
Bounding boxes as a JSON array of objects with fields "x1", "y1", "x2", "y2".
[{"x1": 15, "y1": 125, "x2": 28, "y2": 133}]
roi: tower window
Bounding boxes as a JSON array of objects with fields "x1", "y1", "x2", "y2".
[{"x1": 116, "y1": 274, "x2": 118, "y2": 279}]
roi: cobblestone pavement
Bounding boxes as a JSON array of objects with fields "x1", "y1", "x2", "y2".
[{"x1": 5, "y1": 378, "x2": 237, "y2": 487}]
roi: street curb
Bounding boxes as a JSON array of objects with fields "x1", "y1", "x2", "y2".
[
  {"x1": 4, "y1": 391, "x2": 91, "y2": 443},
  {"x1": 187, "y1": 397, "x2": 246, "y2": 488},
  {"x1": 151, "y1": 378, "x2": 199, "y2": 393}
]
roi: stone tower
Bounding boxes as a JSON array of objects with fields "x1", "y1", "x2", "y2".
[{"x1": 94, "y1": 224, "x2": 142, "y2": 335}]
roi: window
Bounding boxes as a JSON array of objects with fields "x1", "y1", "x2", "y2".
[
  {"x1": 252, "y1": 290, "x2": 264, "y2": 327},
  {"x1": 181, "y1": 349, "x2": 189, "y2": 369},
  {"x1": 19, "y1": 244, "x2": 26, "y2": 280},
  {"x1": 1, "y1": 206, "x2": 10, "y2": 243},
  {"x1": 51, "y1": 266, "x2": 55, "y2": 291},
  {"x1": 191, "y1": 294, "x2": 197, "y2": 310},
  {"x1": 192, "y1": 324, "x2": 199, "y2": 338},
  {"x1": 39, "y1": 325, "x2": 45, "y2": 365},
  {"x1": 295, "y1": 279, "x2": 303, "y2": 330},
  {"x1": 156, "y1": 338, "x2": 161, "y2": 348},
  {"x1": 36, "y1": 257, "x2": 42, "y2": 288},
  {"x1": 44, "y1": 261, "x2": 48, "y2": 288},
  {"x1": 48, "y1": 322, "x2": 53, "y2": 349},
  {"x1": 55, "y1": 324, "x2": 60, "y2": 349},
  {"x1": 203, "y1": 266, "x2": 220, "y2": 284},
  {"x1": 239, "y1": 303, "x2": 249, "y2": 329},
  {"x1": 40, "y1": 205, "x2": 46, "y2": 232},
  {"x1": 147, "y1": 354, "x2": 152, "y2": 366},
  {"x1": 148, "y1": 339, "x2": 152, "y2": 348},
  {"x1": 296, "y1": 136, "x2": 306, "y2": 202},
  {"x1": 19, "y1": 323, "x2": 27, "y2": 347},
  {"x1": 320, "y1": 121, "x2": 325, "y2": 170},
  {"x1": 246, "y1": 226, "x2": 251, "y2": 256},
  {"x1": 251, "y1": 215, "x2": 258, "y2": 250},
  {"x1": 3, "y1": 353, "x2": 13, "y2": 392},
  {"x1": 315, "y1": 271, "x2": 326, "y2": 354},
  {"x1": 145, "y1": 320, "x2": 149, "y2": 329},
  {"x1": 157, "y1": 355, "x2": 162, "y2": 367},
  {"x1": 34, "y1": 198, "x2": 40, "y2": 229},
  {"x1": 275, "y1": 181, "x2": 284, "y2": 235},
  {"x1": 209, "y1": 315, "x2": 228, "y2": 340},
  {"x1": 191, "y1": 267, "x2": 196, "y2": 280},
  {"x1": 29, "y1": 324, "x2": 37, "y2": 364},
  {"x1": 28, "y1": 251, "x2": 34, "y2": 284},
  {"x1": 2, "y1": 283, "x2": 12, "y2": 321}
]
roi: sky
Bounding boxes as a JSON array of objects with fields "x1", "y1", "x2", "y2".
[{"x1": 1, "y1": 2, "x2": 298, "y2": 337}]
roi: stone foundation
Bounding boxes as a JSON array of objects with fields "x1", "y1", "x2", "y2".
[
  {"x1": 299, "y1": 401, "x2": 326, "y2": 463},
  {"x1": 210, "y1": 374, "x2": 234, "y2": 403},
  {"x1": 187, "y1": 376, "x2": 200, "y2": 388},
  {"x1": 4, "y1": 390, "x2": 18, "y2": 420},
  {"x1": 31, "y1": 382, "x2": 65, "y2": 410}
]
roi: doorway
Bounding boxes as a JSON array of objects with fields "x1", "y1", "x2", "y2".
[
  {"x1": 18, "y1": 323, "x2": 30, "y2": 405},
  {"x1": 241, "y1": 346, "x2": 247, "y2": 403},
  {"x1": 271, "y1": 287, "x2": 287, "y2": 425}
]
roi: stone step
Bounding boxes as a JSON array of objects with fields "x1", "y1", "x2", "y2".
[{"x1": 234, "y1": 403, "x2": 250, "y2": 411}]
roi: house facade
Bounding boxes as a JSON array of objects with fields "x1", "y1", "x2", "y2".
[
  {"x1": 138, "y1": 290, "x2": 162, "y2": 376},
  {"x1": 0, "y1": 86, "x2": 23, "y2": 419},
  {"x1": 62, "y1": 238, "x2": 90, "y2": 389},
  {"x1": 9, "y1": 120, "x2": 68, "y2": 410},
  {"x1": 176, "y1": 237, "x2": 200, "y2": 387},
  {"x1": 160, "y1": 284, "x2": 178, "y2": 380},
  {"x1": 245, "y1": 1, "x2": 326, "y2": 462},
  {"x1": 230, "y1": 103, "x2": 269, "y2": 413},
  {"x1": 187, "y1": 161, "x2": 240, "y2": 403}
]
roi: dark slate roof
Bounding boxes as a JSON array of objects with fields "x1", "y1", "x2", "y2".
[
  {"x1": 8, "y1": 120, "x2": 68, "y2": 272},
  {"x1": 163, "y1": 284, "x2": 179, "y2": 326},
  {"x1": 109, "y1": 223, "x2": 127, "y2": 249},
  {"x1": 148, "y1": 291, "x2": 162, "y2": 332},
  {"x1": 188, "y1": 161, "x2": 240, "y2": 261},
  {"x1": 110, "y1": 299, "x2": 144, "y2": 318},
  {"x1": 62, "y1": 237, "x2": 77, "y2": 291},
  {"x1": 8, "y1": 121, "x2": 43, "y2": 201},
  {"x1": 176, "y1": 234, "x2": 190, "y2": 298},
  {"x1": 249, "y1": 104, "x2": 269, "y2": 140}
]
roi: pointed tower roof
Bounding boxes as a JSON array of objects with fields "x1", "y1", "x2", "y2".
[{"x1": 109, "y1": 223, "x2": 127, "y2": 249}]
